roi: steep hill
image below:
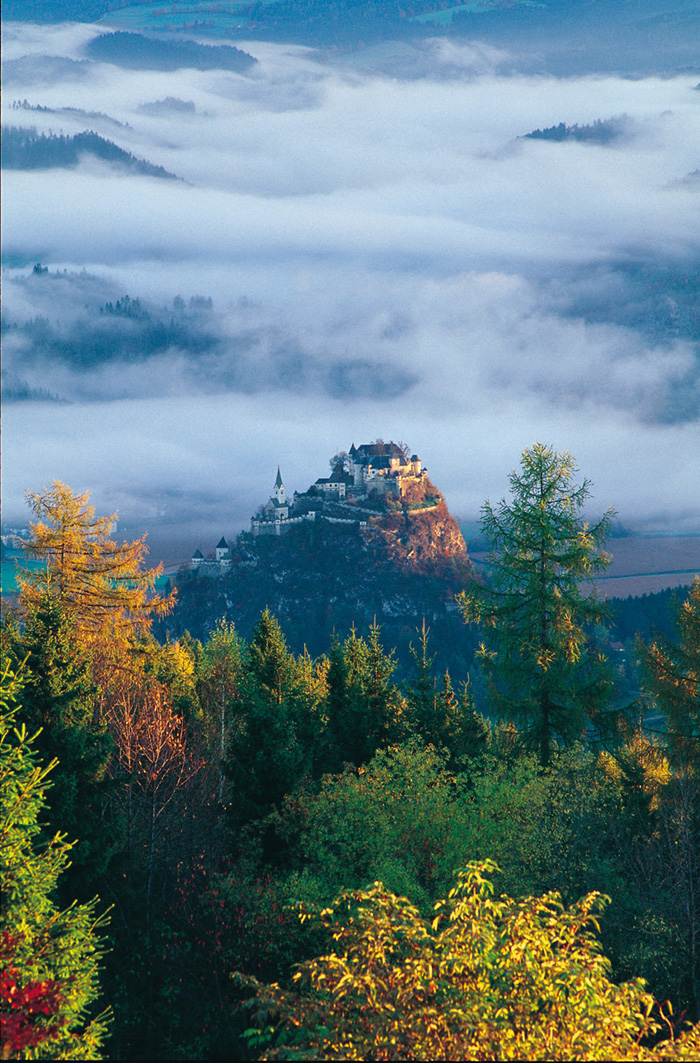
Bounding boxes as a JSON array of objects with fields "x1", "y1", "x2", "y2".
[{"x1": 167, "y1": 463, "x2": 477, "y2": 680}]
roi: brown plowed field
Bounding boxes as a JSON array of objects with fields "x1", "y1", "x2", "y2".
[
  {"x1": 594, "y1": 536, "x2": 700, "y2": 598},
  {"x1": 470, "y1": 536, "x2": 700, "y2": 599}
]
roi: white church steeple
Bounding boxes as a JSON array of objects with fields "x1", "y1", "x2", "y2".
[{"x1": 274, "y1": 466, "x2": 286, "y2": 505}]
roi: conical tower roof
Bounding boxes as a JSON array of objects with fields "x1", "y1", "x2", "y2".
[{"x1": 274, "y1": 466, "x2": 284, "y2": 488}]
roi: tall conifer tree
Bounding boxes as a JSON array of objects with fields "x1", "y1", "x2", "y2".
[
  {"x1": 0, "y1": 667, "x2": 111, "y2": 1059},
  {"x1": 18, "y1": 481, "x2": 174, "y2": 650},
  {"x1": 460, "y1": 444, "x2": 614, "y2": 766},
  {"x1": 7, "y1": 601, "x2": 113, "y2": 903}
]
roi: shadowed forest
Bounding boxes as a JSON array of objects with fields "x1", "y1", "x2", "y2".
[
  {"x1": 2, "y1": 448, "x2": 699, "y2": 1060},
  {"x1": 2, "y1": 3, "x2": 699, "y2": 1057}
]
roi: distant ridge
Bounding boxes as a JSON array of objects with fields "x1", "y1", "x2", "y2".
[
  {"x1": 523, "y1": 117, "x2": 631, "y2": 145},
  {"x1": 85, "y1": 31, "x2": 257, "y2": 73},
  {"x1": 1, "y1": 126, "x2": 179, "y2": 179}
]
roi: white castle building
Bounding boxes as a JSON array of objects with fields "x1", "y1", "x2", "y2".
[
  {"x1": 191, "y1": 441, "x2": 427, "y2": 560},
  {"x1": 250, "y1": 441, "x2": 426, "y2": 537}
]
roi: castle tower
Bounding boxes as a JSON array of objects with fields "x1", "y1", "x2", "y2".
[{"x1": 274, "y1": 467, "x2": 286, "y2": 506}]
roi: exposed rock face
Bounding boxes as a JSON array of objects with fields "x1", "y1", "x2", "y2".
[{"x1": 364, "y1": 476, "x2": 468, "y2": 571}]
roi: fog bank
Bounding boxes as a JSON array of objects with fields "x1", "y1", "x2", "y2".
[{"x1": 2, "y1": 21, "x2": 699, "y2": 545}]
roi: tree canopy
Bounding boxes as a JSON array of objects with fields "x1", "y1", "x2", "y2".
[
  {"x1": 237, "y1": 861, "x2": 700, "y2": 1061},
  {"x1": 640, "y1": 577, "x2": 700, "y2": 769},
  {"x1": 0, "y1": 666, "x2": 111, "y2": 1059}
]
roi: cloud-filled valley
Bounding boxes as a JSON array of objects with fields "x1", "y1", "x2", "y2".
[{"x1": 2, "y1": 20, "x2": 699, "y2": 543}]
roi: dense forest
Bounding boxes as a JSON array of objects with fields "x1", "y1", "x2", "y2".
[
  {"x1": 84, "y1": 32, "x2": 257, "y2": 72},
  {"x1": 1, "y1": 126, "x2": 179, "y2": 178},
  {"x1": 1, "y1": 291, "x2": 219, "y2": 381},
  {"x1": 9, "y1": 99, "x2": 132, "y2": 130},
  {"x1": 1, "y1": 446, "x2": 699, "y2": 1060},
  {"x1": 524, "y1": 117, "x2": 631, "y2": 143}
]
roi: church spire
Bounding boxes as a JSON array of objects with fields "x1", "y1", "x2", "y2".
[{"x1": 274, "y1": 466, "x2": 285, "y2": 505}]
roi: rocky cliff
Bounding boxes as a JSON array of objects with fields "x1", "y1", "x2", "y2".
[{"x1": 363, "y1": 475, "x2": 469, "y2": 571}]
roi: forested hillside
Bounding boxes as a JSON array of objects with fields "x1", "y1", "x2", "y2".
[
  {"x1": 1, "y1": 126, "x2": 178, "y2": 178},
  {"x1": 85, "y1": 32, "x2": 256, "y2": 72},
  {"x1": 1, "y1": 455, "x2": 699, "y2": 1060}
]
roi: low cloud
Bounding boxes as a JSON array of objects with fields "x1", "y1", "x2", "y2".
[{"x1": 2, "y1": 21, "x2": 699, "y2": 543}]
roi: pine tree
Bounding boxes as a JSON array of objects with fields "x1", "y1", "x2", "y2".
[
  {"x1": 638, "y1": 579, "x2": 700, "y2": 1014},
  {"x1": 325, "y1": 624, "x2": 406, "y2": 771},
  {"x1": 0, "y1": 666, "x2": 111, "y2": 1060},
  {"x1": 405, "y1": 622, "x2": 488, "y2": 764},
  {"x1": 640, "y1": 577, "x2": 700, "y2": 770},
  {"x1": 460, "y1": 444, "x2": 615, "y2": 766},
  {"x1": 227, "y1": 611, "x2": 305, "y2": 830},
  {"x1": 6, "y1": 601, "x2": 113, "y2": 903}
]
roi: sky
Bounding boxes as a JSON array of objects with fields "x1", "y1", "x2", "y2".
[{"x1": 2, "y1": 21, "x2": 699, "y2": 552}]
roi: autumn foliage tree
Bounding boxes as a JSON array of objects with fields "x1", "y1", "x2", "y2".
[
  {"x1": 109, "y1": 682, "x2": 202, "y2": 926},
  {"x1": 237, "y1": 861, "x2": 700, "y2": 1062},
  {"x1": 18, "y1": 481, "x2": 175, "y2": 653}
]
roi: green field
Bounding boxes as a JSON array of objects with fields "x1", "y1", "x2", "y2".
[
  {"x1": 411, "y1": 2, "x2": 543, "y2": 26},
  {"x1": 1, "y1": 556, "x2": 170, "y2": 596},
  {"x1": 102, "y1": 0, "x2": 284, "y2": 35},
  {"x1": 101, "y1": 0, "x2": 542, "y2": 36}
]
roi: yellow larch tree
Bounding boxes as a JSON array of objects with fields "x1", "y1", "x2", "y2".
[{"x1": 17, "y1": 481, "x2": 175, "y2": 652}]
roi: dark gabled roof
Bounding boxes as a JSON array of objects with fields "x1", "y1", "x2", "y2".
[
  {"x1": 216, "y1": 536, "x2": 229, "y2": 549},
  {"x1": 192, "y1": 548, "x2": 204, "y2": 559},
  {"x1": 329, "y1": 463, "x2": 352, "y2": 482},
  {"x1": 275, "y1": 466, "x2": 284, "y2": 488},
  {"x1": 357, "y1": 441, "x2": 404, "y2": 459}
]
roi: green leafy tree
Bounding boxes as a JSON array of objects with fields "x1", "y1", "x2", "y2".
[
  {"x1": 277, "y1": 740, "x2": 472, "y2": 909},
  {"x1": 460, "y1": 443, "x2": 615, "y2": 766},
  {"x1": 0, "y1": 666, "x2": 111, "y2": 1060},
  {"x1": 237, "y1": 861, "x2": 700, "y2": 1061},
  {"x1": 198, "y1": 620, "x2": 244, "y2": 803}
]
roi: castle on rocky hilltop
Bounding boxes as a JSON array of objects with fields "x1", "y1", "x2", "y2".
[
  {"x1": 251, "y1": 441, "x2": 427, "y2": 537},
  {"x1": 191, "y1": 441, "x2": 434, "y2": 567}
]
